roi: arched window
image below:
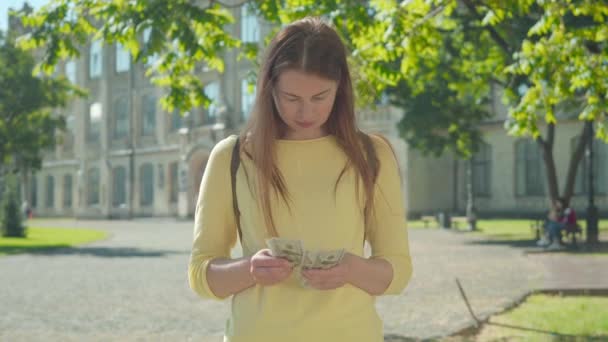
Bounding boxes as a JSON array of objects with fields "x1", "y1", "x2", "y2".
[
  {"x1": 472, "y1": 142, "x2": 492, "y2": 197},
  {"x1": 89, "y1": 40, "x2": 103, "y2": 78},
  {"x1": 87, "y1": 168, "x2": 100, "y2": 205},
  {"x1": 140, "y1": 163, "x2": 154, "y2": 206},
  {"x1": 46, "y1": 175, "x2": 55, "y2": 208},
  {"x1": 515, "y1": 139, "x2": 545, "y2": 196},
  {"x1": 241, "y1": 4, "x2": 260, "y2": 43},
  {"x1": 63, "y1": 174, "x2": 72, "y2": 208},
  {"x1": 113, "y1": 97, "x2": 129, "y2": 139},
  {"x1": 113, "y1": 166, "x2": 127, "y2": 207}
]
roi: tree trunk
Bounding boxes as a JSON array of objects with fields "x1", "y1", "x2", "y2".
[
  {"x1": 538, "y1": 123, "x2": 559, "y2": 203},
  {"x1": 563, "y1": 122, "x2": 592, "y2": 203},
  {"x1": 538, "y1": 122, "x2": 591, "y2": 211}
]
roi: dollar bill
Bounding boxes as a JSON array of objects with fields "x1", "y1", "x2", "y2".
[
  {"x1": 300, "y1": 250, "x2": 318, "y2": 270},
  {"x1": 265, "y1": 238, "x2": 345, "y2": 273},
  {"x1": 315, "y1": 249, "x2": 345, "y2": 269},
  {"x1": 266, "y1": 238, "x2": 304, "y2": 265}
]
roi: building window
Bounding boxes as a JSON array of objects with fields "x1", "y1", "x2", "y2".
[
  {"x1": 515, "y1": 139, "x2": 545, "y2": 196},
  {"x1": 113, "y1": 97, "x2": 129, "y2": 139},
  {"x1": 45, "y1": 175, "x2": 54, "y2": 208},
  {"x1": 87, "y1": 168, "x2": 100, "y2": 205},
  {"x1": 241, "y1": 4, "x2": 259, "y2": 43},
  {"x1": 169, "y1": 162, "x2": 178, "y2": 203},
  {"x1": 112, "y1": 166, "x2": 127, "y2": 207},
  {"x1": 89, "y1": 40, "x2": 103, "y2": 79},
  {"x1": 143, "y1": 28, "x2": 159, "y2": 66},
  {"x1": 204, "y1": 81, "x2": 220, "y2": 124},
  {"x1": 472, "y1": 142, "x2": 492, "y2": 197},
  {"x1": 571, "y1": 136, "x2": 608, "y2": 195},
  {"x1": 115, "y1": 43, "x2": 130, "y2": 73},
  {"x1": 63, "y1": 174, "x2": 72, "y2": 208},
  {"x1": 88, "y1": 102, "x2": 102, "y2": 143},
  {"x1": 170, "y1": 110, "x2": 183, "y2": 131},
  {"x1": 140, "y1": 163, "x2": 154, "y2": 206},
  {"x1": 65, "y1": 60, "x2": 77, "y2": 84},
  {"x1": 142, "y1": 94, "x2": 156, "y2": 136},
  {"x1": 241, "y1": 78, "x2": 255, "y2": 120}
]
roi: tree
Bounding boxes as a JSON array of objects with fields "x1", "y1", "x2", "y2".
[
  {"x1": 0, "y1": 30, "x2": 81, "y2": 236},
  {"x1": 0, "y1": 31, "x2": 81, "y2": 173},
  {"x1": 16, "y1": 1, "x2": 607, "y2": 238},
  {"x1": 1, "y1": 173, "x2": 25, "y2": 237},
  {"x1": 379, "y1": 1, "x2": 606, "y2": 240}
]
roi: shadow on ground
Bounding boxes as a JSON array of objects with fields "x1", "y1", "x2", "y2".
[
  {"x1": 0, "y1": 245, "x2": 188, "y2": 258},
  {"x1": 384, "y1": 334, "x2": 418, "y2": 341},
  {"x1": 451, "y1": 320, "x2": 608, "y2": 342},
  {"x1": 464, "y1": 239, "x2": 608, "y2": 255}
]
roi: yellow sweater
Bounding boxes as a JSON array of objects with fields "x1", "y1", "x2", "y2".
[{"x1": 189, "y1": 134, "x2": 412, "y2": 342}]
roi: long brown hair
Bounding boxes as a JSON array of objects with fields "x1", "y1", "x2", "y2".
[{"x1": 240, "y1": 17, "x2": 376, "y2": 237}]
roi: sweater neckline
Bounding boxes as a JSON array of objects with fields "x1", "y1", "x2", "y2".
[{"x1": 276, "y1": 135, "x2": 335, "y2": 144}]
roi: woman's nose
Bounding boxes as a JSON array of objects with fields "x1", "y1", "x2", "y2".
[{"x1": 297, "y1": 101, "x2": 314, "y2": 117}]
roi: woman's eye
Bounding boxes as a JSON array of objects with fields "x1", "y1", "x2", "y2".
[
  {"x1": 312, "y1": 96, "x2": 326, "y2": 102},
  {"x1": 286, "y1": 97, "x2": 299, "y2": 102}
]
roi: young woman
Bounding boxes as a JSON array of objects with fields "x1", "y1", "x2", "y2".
[{"x1": 189, "y1": 17, "x2": 412, "y2": 342}]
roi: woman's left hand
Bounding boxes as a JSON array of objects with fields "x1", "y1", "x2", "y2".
[{"x1": 301, "y1": 253, "x2": 356, "y2": 290}]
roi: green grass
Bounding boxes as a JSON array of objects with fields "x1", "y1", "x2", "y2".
[
  {"x1": 408, "y1": 219, "x2": 433, "y2": 228},
  {"x1": 410, "y1": 218, "x2": 608, "y2": 240},
  {"x1": 475, "y1": 219, "x2": 543, "y2": 241},
  {"x1": 474, "y1": 294, "x2": 608, "y2": 341},
  {"x1": 476, "y1": 219, "x2": 608, "y2": 241},
  {"x1": 0, "y1": 227, "x2": 109, "y2": 256}
]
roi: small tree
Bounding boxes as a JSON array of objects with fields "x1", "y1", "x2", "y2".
[{"x1": 1, "y1": 173, "x2": 26, "y2": 237}]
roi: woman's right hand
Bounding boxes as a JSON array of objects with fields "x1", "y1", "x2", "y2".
[{"x1": 249, "y1": 249, "x2": 293, "y2": 286}]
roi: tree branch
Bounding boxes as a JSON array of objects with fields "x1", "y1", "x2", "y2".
[
  {"x1": 490, "y1": 77, "x2": 507, "y2": 87},
  {"x1": 409, "y1": 2, "x2": 448, "y2": 31},
  {"x1": 459, "y1": 0, "x2": 512, "y2": 55},
  {"x1": 211, "y1": 0, "x2": 251, "y2": 9},
  {"x1": 535, "y1": 134, "x2": 546, "y2": 149}
]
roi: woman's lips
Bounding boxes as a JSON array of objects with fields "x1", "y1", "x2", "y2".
[{"x1": 295, "y1": 121, "x2": 315, "y2": 128}]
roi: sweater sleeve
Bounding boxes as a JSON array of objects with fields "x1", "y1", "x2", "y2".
[
  {"x1": 367, "y1": 135, "x2": 413, "y2": 295},
  {"x1": 188, "y1": 136, "x2": 239, "y2": 300}
]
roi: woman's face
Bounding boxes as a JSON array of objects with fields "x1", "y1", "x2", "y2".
[{"x1": 273, "y1": 69, "x2": 338, "y2": 140}]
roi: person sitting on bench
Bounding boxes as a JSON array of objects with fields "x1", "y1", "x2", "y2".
[{"x1": 537, "y1": 198, "x2": 567, "y2": 249}]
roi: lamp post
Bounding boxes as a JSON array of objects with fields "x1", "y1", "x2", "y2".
[
  {"x1": 586, "y1": 121, "x2": 599, "y2": 244},
  {"x1": 466, "y1": 157, "x2": 477, "y2": 231}
]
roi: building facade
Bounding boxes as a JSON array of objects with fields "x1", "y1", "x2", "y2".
[
  {"x1": 406, "y1": 88, "x2": 608, "y2": 219},
  {"x1": 10, "y1": 4, "x2": 606, "y2": 220},
  {"x1": 14, "y1": 6, "x2": 406, "y2": 220}
]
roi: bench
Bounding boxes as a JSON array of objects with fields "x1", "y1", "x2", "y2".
[
  {"x1": 531, "y1": 219, "x2": 583, "y2": 246},
  {"x1": 530, "y1": 219, "x2": 543, "y2": 240},
  {"x1": 562, "y1": 223, "x2": 583, "y2": 245},
  {"x1": 421, "y1": 215, "x2": 437, "y2": 228},
  {"x1": 451, "y1": 216, "x2": 469, "y2": 229}
]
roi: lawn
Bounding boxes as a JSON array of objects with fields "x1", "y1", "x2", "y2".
[
  {"x1": 473, "y1": 294, "x2": 608, "y2": 341},
  {"x1": 0, "y1": 226, "x2": 109, "y2": 256},
  {"x1": 409, "y1": 218, "x2": 608, "y2": 241}
]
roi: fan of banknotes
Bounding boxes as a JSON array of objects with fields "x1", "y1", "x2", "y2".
[{"x1": 266, "y1": 237, "x2": 345, "y2": 270}]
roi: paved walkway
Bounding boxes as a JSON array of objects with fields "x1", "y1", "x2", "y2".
[{"x1": 0, "y1": 219, "x2": 606, "y2": 341}]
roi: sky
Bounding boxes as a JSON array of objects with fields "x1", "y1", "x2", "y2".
[{"x1": 0, "y1": 0, "x2": 48, "y2": 32}]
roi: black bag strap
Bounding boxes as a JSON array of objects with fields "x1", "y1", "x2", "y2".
[{"x1": 230, "y1": 137, "x2": 242, "y2": 242}]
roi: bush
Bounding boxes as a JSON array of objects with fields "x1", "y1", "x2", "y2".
[{"x1": 1, "y1": 173, "x2": 26, "y2": 237}]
